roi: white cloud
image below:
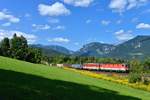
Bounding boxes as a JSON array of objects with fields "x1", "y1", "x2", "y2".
[
  {"x1": 109, "y1": 0, "x2": 148, "y2": 13},
  {"x1": 109, "y1": 0, "x2": 127, "y2": 13},
  {"x1": 38, "y1": 2, "x2": 71, "y2": 16},
  {"x1": 127, "y1": 0, "x2": 138, "y2": 10},
  {"x1": 86, "y1": 19, "x2": 91, "y2": 24},
  {"x1": 2, "y1": 22, "x2": 11, "y2": 27},
  {"x1": 53, "y1": 25, "x2": 65, "y2": 30},
  {"x1": 32, "y1": 24, "x2": 65, "y2": 31},
  {"x1": 136, "y1": 23, "x2": 150, "y2": 29},
  {"x1": 48, "y1": 37, "x2": 70, "y2": 43},
  {"x1": 0, "y1": 11, "x2": 20, "y2": 23},
  {"x1": 115, "y1": 29, "x2": 134, "y2": 41},
  {"x1": 0, "y1": 29, "x2": 37, "y2": 44},
  {"x1": 63, "y1": 0, "x2": 93, "y2": 7},
  {"x1": 32, "y1": 24, "x2": 50, "y2": 30},
  {"x1": 101, "y1": 20, "x2": 111, "y2": 25}
]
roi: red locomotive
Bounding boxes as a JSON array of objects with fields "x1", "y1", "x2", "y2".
[{"x1": 100, "y1": 64, "x2": 128, "y2": 71}]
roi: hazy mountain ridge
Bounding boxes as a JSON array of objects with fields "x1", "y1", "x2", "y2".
[
  {"x1": 30, "y1": 44, "x2": 72, "y2": 57},
  {"x1": 74, "y1": 42, "x2": 115, "y2": 57},
  {"x1": 31, "y1": 35, "x2": 150, "y2": 60},
  {"x1": 108, "y1": 35, "x2": 150, "y2": 59}
]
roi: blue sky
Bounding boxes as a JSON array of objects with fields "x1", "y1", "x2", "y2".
[{"x1": 0, "y1": 0, "x2": 150, "y2": 51}]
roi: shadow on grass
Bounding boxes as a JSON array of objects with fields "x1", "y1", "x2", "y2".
[{"x1": 0, "y1": 69, "x2": 141, "y2": 100}]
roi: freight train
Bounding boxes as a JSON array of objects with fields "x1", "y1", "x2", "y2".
[
  {"x1": 83, "y1": 63, "x2": 128, "y2": 72},
  {"x1": 66, "y1": 63, "x2": 129, "y2": 72}
]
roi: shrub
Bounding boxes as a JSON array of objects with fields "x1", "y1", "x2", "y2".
[{"x1": 129, "y1": 73, "x2": 141, "y2": 83}]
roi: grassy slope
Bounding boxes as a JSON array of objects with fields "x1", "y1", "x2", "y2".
[{"x1": 0, "y1": 56, "x2": 150, "y2": 100}]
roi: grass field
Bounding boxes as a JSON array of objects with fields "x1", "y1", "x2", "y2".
[{"x1": 0, "y1": 56, "x2": 150, "y2": 100}]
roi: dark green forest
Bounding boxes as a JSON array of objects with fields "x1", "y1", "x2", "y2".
[{"x1": 0, "y1": 34, "x2": 42, "y2": 63}]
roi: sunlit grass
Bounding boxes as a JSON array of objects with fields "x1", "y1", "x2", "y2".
[{"x1": 0, "y1": 56, "x2": 150, "y2": 100}]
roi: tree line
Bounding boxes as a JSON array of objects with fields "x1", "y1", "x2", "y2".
[
  {"x1": 0, "y1": 34, "x2": 42, "y2": 63},
  {"x1": 42, "y1": 55, "x2": 127, "y2": 65}
]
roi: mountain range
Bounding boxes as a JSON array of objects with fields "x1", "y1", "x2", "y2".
[
  {"x1": 31, "y1": 44, "x2": 74, "y2": 57},
  {"x1": 31, "y1": 35, "x2": 150, "y2": 60}
]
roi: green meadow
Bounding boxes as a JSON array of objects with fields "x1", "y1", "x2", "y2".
[{"x1": 0, "y1": 56, "x2": 150, "y2": 100}]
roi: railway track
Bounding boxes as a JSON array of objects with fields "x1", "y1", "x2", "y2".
[{"x1": 81, "y1": 69, "x2": 129, "y2": 76}]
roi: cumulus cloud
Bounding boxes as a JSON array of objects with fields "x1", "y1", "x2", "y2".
[
  {"x1": 0, "y1": 11, "x2": 20, "y2": 23},
  {"x1": 63, "y1": 0, "x2": 93, "y2": 7},
  {"x1": 109, "y1": 0, "x2": 148, "y2": 13},
  {"x1": 115, "y1": 29, "x2": 134, "y2": 41},
  {"x1": 32, "y1": 24, "x2": 50, "y2": 30},
  {"x1": 0, "y1": 29, "x2": 37, "y2": 44},
  {"x1": 136, "y1": 23, "x2": 150, "y2": 29},
  {"x1": 38, "y1": 2, "x2": 71, "y2": 16},
  {"x1": 101, "y1": 20, "x2": 111, "y2": 25},
  {"x1": 48, "y1": 37, "x2": 70, "y2": 43},
  {"x1": 109, "y1": 0, "x2": 127, "y2": 13}
]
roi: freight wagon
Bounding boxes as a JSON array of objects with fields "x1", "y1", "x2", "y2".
[
  {"x1": 57, "y1": 64, "x2": 71, "y2": 67},
  {"x1": 71, "y1": 64, "x2": 82, "y2": 69},
  {"x1": 83, "y1": 63, "x2": 100, "y2": 70},
  {"x1": 82, "y1": 63, "x2": 128, "y2": 72}
]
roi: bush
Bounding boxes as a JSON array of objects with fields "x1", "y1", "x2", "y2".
[
  {"x1": 143, "y1": 78, "x2": 149, "y2": 85},
  {"x1": 129, "y1": 73, "x2": 141, "y2": 83}
]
